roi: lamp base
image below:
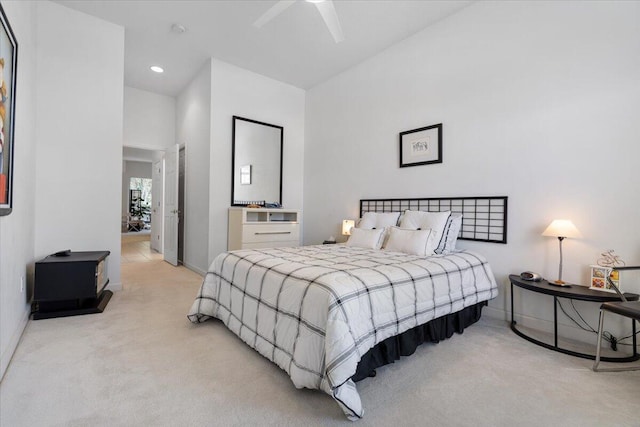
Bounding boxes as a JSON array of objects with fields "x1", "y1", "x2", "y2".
[{"x1": 550, "y1": 280, "x2": 572, "y2": 288}]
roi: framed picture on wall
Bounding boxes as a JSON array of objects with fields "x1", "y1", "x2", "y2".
[
  {"x1": 399, "y1": 123, "x2": 442, "y2": 168},
  {"x1": 0, "y1": 4, "x2": 18, "y2": 216}
]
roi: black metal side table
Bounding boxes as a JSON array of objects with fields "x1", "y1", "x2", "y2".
[{"x1": 509, "y1": 274, "x2": 639, "y2": 362}]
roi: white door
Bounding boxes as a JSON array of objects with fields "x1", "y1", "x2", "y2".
[
  {"x1": 150, "y1": 158, "x2": 163, "y2": 253},
  {"x1": 163, "y1": 144, "x2": 179, "y2": 266}
]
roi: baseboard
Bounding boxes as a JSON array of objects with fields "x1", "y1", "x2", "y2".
[
  {"x1": 0, "y1": 308, "x2": 30, "y2": 382},
  {"x1": 106, "y1": 281, "x2": 122, "y2": 291},
  {"x1": 484, "y1": 305, "x2": 508, "y2": 321},
  {"x1": 183, "y1": 262, "x2": 206, "y2": 277},
  {"x1": 482, "y1": 305, "x2": 605, "y2": 347}
]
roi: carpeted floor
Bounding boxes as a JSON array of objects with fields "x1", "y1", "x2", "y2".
[
  {"x1": 121, "y1": 233, "x2": 163, "y2": 264},
  {"x1": 1, "y1": 249, "x2": 639, "y2": 426}
]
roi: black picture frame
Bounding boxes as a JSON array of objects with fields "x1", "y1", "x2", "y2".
[
  {"x1": 0, "y1": 4, "x2": 17, "y2": 216},
  {"x1": 399, "y1": 123, "x2": 442, "y2": 168},
  {"x1": 231, "y1": 116, "x2": 283, "y2": 207}
]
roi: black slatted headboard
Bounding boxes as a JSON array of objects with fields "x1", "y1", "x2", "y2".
[{"x1": 359, "y1": 196, "x2": 508, "y2": 244}]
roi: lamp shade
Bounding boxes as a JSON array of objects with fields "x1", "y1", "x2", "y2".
[
  {"x1": 542, "y1": 219, "x2": 582, "y2": 239},
  {"x1": 342, "y1": 220, "x2": 355, "y2": 236}
]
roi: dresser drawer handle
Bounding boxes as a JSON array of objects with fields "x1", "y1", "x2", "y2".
[{"x1": 254, "y1": 231, "x2": 292, "y2": 235}]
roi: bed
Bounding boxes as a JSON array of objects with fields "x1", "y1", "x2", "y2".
[{"x1": 188, "y1": 196, "x2": 506, "y2": 420}]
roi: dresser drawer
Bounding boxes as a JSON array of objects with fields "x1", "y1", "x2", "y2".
[
  {"x1": 242, "y1": 223, "x2": 300, "y2": 244},
  {"x1": 242, "y1": 240, "x2": 300, "y2": 250}
]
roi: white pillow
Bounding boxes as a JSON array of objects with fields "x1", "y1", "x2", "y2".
[
  {"x1": 383, "y1": 227, "x2": 438, "y2": 257},
  {"x1": 435, "y1": 213, "x2": 463, "y2": 254},
  {"x1": 399, "y1": 210, "x2": 451, "y2": 248},
  {"x1": 358, "y1": 212, "x2": 401, "y2": 229},
  {"x1": 346, "y1": 227, "x2": 386, "y2": 249}
]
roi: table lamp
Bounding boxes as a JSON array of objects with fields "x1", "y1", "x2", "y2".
[
  {"x1": 542, "y1": 219, "x2": 582, "y2": 284},
  {"x1": 342, "y1": 219, "x2": 355, "y2": 236}
]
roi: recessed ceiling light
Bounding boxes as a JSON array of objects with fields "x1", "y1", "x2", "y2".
[
  {"x1": 150, "y1": 66, "x2": 164, "y2": 73},
  {"x1": 305, "y1": 0, "x2": 325, "y2": 3}
]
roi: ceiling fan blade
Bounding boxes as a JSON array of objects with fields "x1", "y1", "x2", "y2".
[
  {"x1": 314, "y1": 0, "x2": 344, "y2": 43},
  {"x1": 253, "y1": 0, "x2": 297, "y2": 28}
]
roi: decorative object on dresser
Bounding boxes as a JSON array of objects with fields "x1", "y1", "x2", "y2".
[
  {"x1": 542, "y1": 219, "x2": 582, "y2": 284},
  {"x1": 32, "y1": 251, "x2": 112, "y2": 320},
  {"x1": 0, "y1": 3, "x2": 18, "y2": 217},
  {"x1": 399, "y1": 123, "x2": 442, "y2": 168},
  {"x1": 232, "y1": 116, "x2": 283, "y2": 207},
  {"x1": 227, "y1": 207, "x2": 300, "y2": 250}
]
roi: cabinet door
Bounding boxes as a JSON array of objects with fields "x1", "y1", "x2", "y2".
[{"x1": 35, "y1": 263, "x2": 97, "y2": 301}]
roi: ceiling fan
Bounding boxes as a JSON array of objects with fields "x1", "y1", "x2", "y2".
[{"x1": 253, "y1": 0, "x2": 345, "y2": 43}]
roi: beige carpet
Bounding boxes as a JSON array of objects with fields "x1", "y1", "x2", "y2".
[{"x1": 1, "y1": 253, "x2": 639, "y2": 426}]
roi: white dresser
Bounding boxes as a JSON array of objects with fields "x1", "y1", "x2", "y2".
[{"x1": 228, "y1": 207, "x2": 301, "y2": 250}]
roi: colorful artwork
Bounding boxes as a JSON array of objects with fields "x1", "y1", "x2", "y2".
[
  {"x1": 589, "y1": 265, "x2": 621, "y2": 293},
  {"x1": 0, "y1": 4, "x2": 17, "y2": 216}
]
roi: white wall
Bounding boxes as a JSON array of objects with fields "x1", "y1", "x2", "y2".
[
  {"x1": 121, "y1": 160, "x2": 152, "y2": 217},
  {"x1": 209, "y1": 58, "x2": 305, "y2": 265},
  {"x1": 34, "y1": 1, "x2": 124, "y2": 290},
  {"x1": 175, "y1": 58, "x2": 305, "y2": 273},
  {"x1": 0, "y1": 0, "x2": 37, "y2": 380},
  {"x1": 123, "y1": 86, "x2": 175, "y2": 150},
  {"x1": 176, "y1": 60, "x2": 211, "y2": 274},
  {"x1": 304, "y1": 1, "x2": 640, "y2": 342}
]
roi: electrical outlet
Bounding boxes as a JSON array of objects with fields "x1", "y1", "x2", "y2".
[{"x1": 20, "y1": 276, "x2": 25, "y2": 293}]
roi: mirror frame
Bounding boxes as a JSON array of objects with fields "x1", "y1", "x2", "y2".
[{"x1": 231, "y1": 116, "x2": 283, "y2": 207}]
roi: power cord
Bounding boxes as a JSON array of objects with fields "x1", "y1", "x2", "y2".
[{"x1": 556, "y1": 300, "x2": 639, "y2": 351}]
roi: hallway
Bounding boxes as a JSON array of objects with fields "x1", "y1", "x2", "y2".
[{"x1": 121, "y1": 233, "x2": 163, "y2": 264}]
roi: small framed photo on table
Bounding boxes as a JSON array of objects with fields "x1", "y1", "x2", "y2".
[
  {"x1": 399, "y1": 123, "x2": 442, "y2": 168},
  {"x1": 589, "y1": 265, "x2": 621, "y2": 293}
]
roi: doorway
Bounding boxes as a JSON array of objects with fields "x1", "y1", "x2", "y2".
[
  {"x1": 122, "y1": 145, "x2": 186, "y2": 268},
  {"x1": 121, "y1": 146, "x2": 163, "y2": 264}
]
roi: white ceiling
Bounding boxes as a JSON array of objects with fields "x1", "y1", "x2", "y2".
[
  {"x1": 123, "y1": 146, "x2": 154, "y2": 163},
  {"x1": 55, "y1": 1, "x2": 472, "y2": 97}
]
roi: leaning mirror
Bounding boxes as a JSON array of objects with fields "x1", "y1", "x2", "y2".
[{"x1": 232, "y1": 116, "x2": 283, "y2": 206}]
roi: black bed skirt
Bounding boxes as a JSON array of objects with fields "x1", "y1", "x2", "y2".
[{"x1": 352, "y1": 301, "x2": 487, "y2": 382}]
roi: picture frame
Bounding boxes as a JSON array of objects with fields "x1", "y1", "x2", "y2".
[
  {"x1": 589, "y1": 265, "x2": 621, "y2": 293},
  {"x1": 399, "y1": 123, "x2": 442, "y2": 168},
  {"x1": 0, "y1": 4, "x2": 17, "y2": 216}
]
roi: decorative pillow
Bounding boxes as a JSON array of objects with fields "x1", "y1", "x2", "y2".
[
  {"x1": 399, "y1": 210, "x2": 451, "y2": 249},
  {"x1": 358, "y1": 212, "x2": 401, "y2": 230},
  {"x1": 383, "y1": 227, "x2": 438, "y2": 257},
  {"x1": 345, "y1": 227, "x2": 386, "y2": 249},
  {"x1": 435, "y1": 213, "x2": 463, "y2": 254}
]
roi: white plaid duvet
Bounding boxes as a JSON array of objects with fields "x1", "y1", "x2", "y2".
[{"x1": 188, "y1": 245, "x2": 498, "y2": 420}]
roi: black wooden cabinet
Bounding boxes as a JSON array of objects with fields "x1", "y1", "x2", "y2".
[{"x1": 33, "y1": 251, "x2": 112, "y2": 320}]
